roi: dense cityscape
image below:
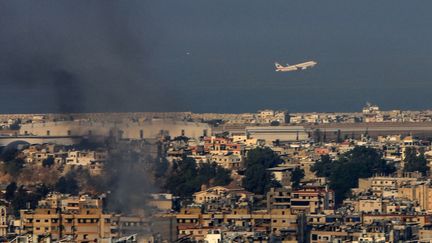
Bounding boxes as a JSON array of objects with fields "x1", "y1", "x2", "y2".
[
  {"x1": 3, "y1": 1, "x2": 432, "y2": 242},
  {"x1": 0, "y1": 104, "x2": 431, "y2": 242}
]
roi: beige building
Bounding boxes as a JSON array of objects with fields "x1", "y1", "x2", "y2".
[
  {"x1": 355, "y1": 175, "x2": 419, "y2": 195},
  {"x1": 176, "y1": 207, "x2": 298, "y2": 242},
  {"x1": 147, "y1": 194, "x2": 173, "y2": 212},
  {"x1": 398, "y1": 183, "x2": 432, "y2": 212},
  {"x1": 0, "y1": 205, "x2": 7, "y2": 237},
  {"x1": 358, "y1": 198, "x2": 383, "y2": 213},
  {"x1": 19, "y1": 194, "x2": 112, "y2": 242},
  {"x1": 419, "y1": 228, "x2": 432, "y2": 242},
  {"x1": 211, "y1": 154, "x2": 243, "y2": 169},
  {"x1": 20, "y1": 120, "x2": 211, "y2": 140},
  {"x1": 193, "y1": 185, "x2": 250, "y2": 204},
  {"x1": 267, "y1": 187, "x2": 335, "y2": 214}
]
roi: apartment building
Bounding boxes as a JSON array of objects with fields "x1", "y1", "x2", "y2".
[{"x1": 18, "y1": 194, "x2": 112, "y2": 242}]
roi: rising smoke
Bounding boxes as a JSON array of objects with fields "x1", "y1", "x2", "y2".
[
  {"x1": 0, "y1": 0, "x2": 173, "y2": 220},
  {"x1": 102, "y1": 139, "x2": 166, "y2": 215},
  {"x1": 0, "y1": 1, "x2": 179, "y2": 113}
]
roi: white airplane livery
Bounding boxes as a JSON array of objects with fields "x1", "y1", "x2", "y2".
[{"x1": 275, "y1": 60, "x2": 317, "y2": 72}]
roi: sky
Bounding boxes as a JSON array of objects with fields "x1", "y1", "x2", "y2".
[{"x1": 1, "y1": 0, "x2": 432, "y2": 113}]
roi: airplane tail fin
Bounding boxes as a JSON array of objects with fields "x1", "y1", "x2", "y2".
[{"x1": 274, "y1": 62, "x2": 283, "y2": 69}]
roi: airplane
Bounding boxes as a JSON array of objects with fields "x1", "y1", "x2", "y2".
[{"x1": 275, "y1": 60, "x2": 317, "y2": 72}]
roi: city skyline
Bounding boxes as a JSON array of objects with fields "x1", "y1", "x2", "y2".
[{"x1": 2, "y1": 1, "x2": 432, "y2": 242}]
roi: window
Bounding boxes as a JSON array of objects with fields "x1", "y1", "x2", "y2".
[
  {"x1": 46, "y1": 130, "x2": 50, "y2": 136},
  {"x1": 88, "y1": 130, "x2": 92, "y2": 136},
  {"x1": 67, "y1": 130, "x2": 71, "y2": 136},
  {"x1": 181, "y1": 129, "x2": 185, "y2": 136},
  {"x1": 140, "y1": 129, "x2": 144, "y2": 139},
  {"x1": 203, "y1": 129, "x2": 208, "y2": 137}
]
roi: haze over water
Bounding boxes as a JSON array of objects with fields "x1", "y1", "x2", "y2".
[{"x1": 1, "y1": 0, "x2": 432, "y2": 113}]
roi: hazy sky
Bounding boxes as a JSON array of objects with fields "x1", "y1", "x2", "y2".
[{"x1": 1, "y1": 0, "x2": 432, "y2": 113}]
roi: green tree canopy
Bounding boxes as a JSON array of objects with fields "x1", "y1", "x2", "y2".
[
  {"x1": 404, "y1": 147, "x2": 429, "y2": 175},
  {"x1": 3, "y1": 158, "x2": 25, "y2": 177},
  {"x1": 55, "y1": 176, "x2": 79, "y2": 195},
  {"x1": 243, "y1": 147, "x2": 282, "y2": 195},
  {"x1": 10, "y1": 184, "x2": 50, "y2": 216},
  {"x1": 5, "y1": 182, "x2": 17, "y2": 201},
  {"x1": 42, "y1": 157, "x2": 55, "y2": 168},
  {"x1": 165, "y1": 158, "x2": 232, "y2": 197},
  {"x1": 311, "y1": 155, "x2": 333, "y2": 178},
  {"x1": 270, "y1": 121, "x2": 280, "y2": 126},
  {"x1": 291, "y1": 167, "x2": 305, "y2": 189},
  {"x1": 311, "y1": 146, "x2": 395, "y2": 204}
]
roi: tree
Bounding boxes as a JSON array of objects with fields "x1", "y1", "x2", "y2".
[
  {"x1": 270, "y1": 121, "x2": 280, "y2": 126},
  {"x1": 11, "y1": 186, "x2": 40, "y2": 216},
  {"x1": 164, "y1": 158, "x2": 232, "y2": 197},
  {"x1": 55, "y1": 176, "x2": 79, "y2": 195},
  {"x1": 3, "y1": 158, "x2": 25, "y2": 177},
  {"x1": 42, "y1": 157, "x2": 55, "y2": 168},
  {"x1": 35, "y1": 184, "x2": 51, "y2": 199},
  {"x1": 212, "y1": 166, "x2": 232, "y2": 186},
  {"x1": 404, "y1": 147, "x2": 429, "y2": 175},
  {"x1": 311, "y1": 146, "x2": 395, "y2": 204},
  {"x1": 311, "y1": 155, "x2": 333, "y2": 177},
  {"x1": 9, "y1": 119, "x2": 21, "y2": 130},
  {"x1": 153, "y1": 157, "x2": 169, "y2": 178},
  {"x1": 291, "y1": 168, "x2": 304, "y2": 189},
  {"x1": 243, "y1": 147, "x2": 282, "y2": 194},
  {"x1": 5, "y1": 183, "x2": 51, "y2": 216},
  {"x1": 0, "y1": 147, "x2": 18, "y2": 162},
  {"x1": 5, "y1": 182, "x2": 17, "y2": 201},
  {"x1": 196, "y1": 162, "x2": 231, "y2": 186}
]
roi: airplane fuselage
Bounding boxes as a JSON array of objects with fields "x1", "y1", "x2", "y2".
[{"x1": 275, "y1": 60, "x2": 317, "y2": 72}]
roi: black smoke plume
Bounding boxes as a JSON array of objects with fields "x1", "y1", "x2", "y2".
[{"x1": 0, "y1": 1, "x2": 179, "y2": 113}]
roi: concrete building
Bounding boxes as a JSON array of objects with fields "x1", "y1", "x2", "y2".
[
  {"x1": 211, "y1": 154, "x2": 243, "y2": 169},
  {"x1": 19, "y1": 120, "x2": 211, "y2": 141},
  {"x1": 0, "y1": 205, "x2": 7, "y2": 237},
  {"x1": 245, "y1": 126, "x2": 309, "y2": 144},
  {"x1": 18, "y1": 194, "x2": 112, "y2": 242}
]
